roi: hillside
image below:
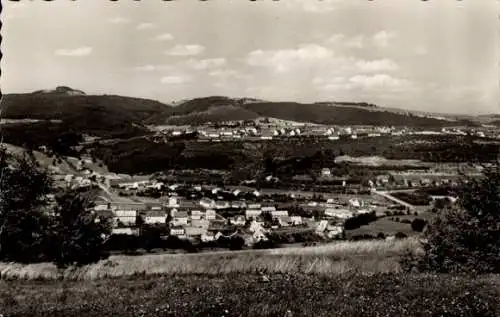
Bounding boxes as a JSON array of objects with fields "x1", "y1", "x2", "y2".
[
  {"x1": 146, "y1": 97, "x2": 474, "y2": 127},
  {"x1": 1, "y1": 87, "x2": 169, "y2": 137}
]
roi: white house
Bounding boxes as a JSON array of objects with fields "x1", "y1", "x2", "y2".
[
  {"x1": 249, "y1": 220, "x2": 266, "y2": 233},
  {"x1": 167, "y1": 197, "x2": 180, "y2": 207},
  {"x1": 245, "y1": 209, "x2": 262, "y2": 219},
  {"x1": 248, "y1": 203, "x2": 261, "y2": 210},
  {"x1": 191, "y1": 210, "x2": 204, "y2": 220},
  {"x1": 349, "y1": 198, "x2": 363, "y2": 208},
  {"x1": 321, "y1": 168, "x2": 331, "y2": 176},
  {"x1": 205, "y1": 209, "x2": 217, "y2": 220},
  {"x1": 278, "y1": 216, "x2": 291, "y2": 227},
  {"x1": 172, "y1": 211, "x2": 189, "y2": 226},
  {"x1": 112, "y1": 228, "x2": 139, "y2": 236},
  {"x1": 144, "y1": 210, "x2": 167, "y2": 225},
  {"x1": 262, "y1": 206, "x2": 277, "y2": 212},
  {"x1": 201, "y1": 233, "x2": 215, "y2": 242},
  {"x1": 200, "y1": 198, "x2": 216, "y2": 209},
  {"x1": 170, "y1": 227, "x2": 185, "y2": 236},
  {"x1": 191, "y1": 219, "x2": 210, "y2": 229},
  {"x1": 271, "y1": 210, "x2": 288, "y2": 218},
  {"x1": 230, "y1": 215, "x2": 246, "y2": 226},
  {"x1": 114, "y1": 209, "x2": 137, "y2": 225},
  {"x1": 215, "y1": 201, "x2": 230, "y2": 209},
  {"x1": 324, "y1": 208, "x2": 353, "y2": 219},
  {"x1": 290, "y1": 216, "x2": 303, "y2": 226}
]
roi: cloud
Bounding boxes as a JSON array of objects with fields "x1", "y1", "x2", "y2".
[
  {"x1": 345, "y1": 35, "x2": 365, "y2": 49},
  {"x1": 284, "y1": 0, "x2": 347, "y2": 13},
  {"x1": 246, "y1": 44, "x2": 333, "y2": 72},
  {"x1": 55, "y1": 46, "x2": 92, "y2": 57},
  {"x1": 327, "y1": 34, "x2": 346, "y2": 44},
  {"x1": 209, "y1": 69, "x2": 238, "y2": 77},
  {"x1": 165, "y1": 44, "x2": 205, "y2": 56},
  {"x1": 160, "y1": 76, "x2": 191, "y2": 84},
  {"x1": 355, "y1": 59, "x2": 399, "y2": 72},
  {"x1": 348, "y1": 74, "x2": 409, "y2": 90},
  {"x1": 137, "y1": 23, "x2": 155, "y2": 30},
  {"x1": 185, "y1": 58, "x2": 226, "y2": 70},
  {"x1": 152, "y1": 33, "x2": 175, "y2": 41},
  {"x1": 108, "y1": 17, "x2": 130, "y2": 24},
  {"x1": 372, "y1": 31, "x2": 396, "y2": 48}
]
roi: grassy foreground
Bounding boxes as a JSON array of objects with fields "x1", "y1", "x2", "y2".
[
  {"x1": 1, "y1": 273, "x2": 499, "y2": 316},
  {"x1": 0, "y1": 238, "x2": 420, "y2": 280}
]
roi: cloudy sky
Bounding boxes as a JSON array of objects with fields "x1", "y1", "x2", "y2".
[{"x1": 2, "y1": 0, "x2": 498, "y2": 114}]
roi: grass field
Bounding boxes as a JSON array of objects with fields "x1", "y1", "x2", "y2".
[
  {"x1": 1, "y1": 273, "x2": 498, "y2": 316},
  {"x1": 0, "y1": 238, "x2": 420, "y2": 280}
]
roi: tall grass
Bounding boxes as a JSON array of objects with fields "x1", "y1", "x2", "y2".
[{"x1": 0, "y1": 238, "x2": 421, "y2": 280}]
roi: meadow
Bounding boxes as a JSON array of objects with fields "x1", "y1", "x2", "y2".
[
  {"x1": 0, "y1": 237, "x2": 498, "y2": 316},
  {"x1": 0, "y1": 238, "x2": 420, "y2": 280}
]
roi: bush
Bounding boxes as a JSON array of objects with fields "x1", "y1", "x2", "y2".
[
  {"x1": 411, "y1": 218, "x2": 427, "y2": 232},
  {"x1": 394, "y1": 232, "x2": 407, "y2": 239}
]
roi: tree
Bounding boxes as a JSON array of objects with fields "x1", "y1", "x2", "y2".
[
  {"x1": 402, "y1": 163, "x2": 500, "y2": 274},
  {"x1": 411, "y1": 218, "x2": 427, "y2": 232},
  {"x1": 51, "y1": 189, "x2": 112, "y2": 267},
  {"x1": 0, "y1": 148, "x2": 54, "y2": 262}
]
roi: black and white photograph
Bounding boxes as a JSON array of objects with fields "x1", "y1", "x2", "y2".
[{"x1": 0, "y1": 0, "x2": 499, "y2": 316}]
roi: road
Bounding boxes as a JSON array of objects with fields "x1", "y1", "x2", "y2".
[{"x1": 371, "y1": 189, "x2": 416, "y2": 210}]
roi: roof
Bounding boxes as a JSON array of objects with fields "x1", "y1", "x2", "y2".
[
  {"x1": 145, "y1": 210, "x2": 167, "y2": 218},
  {"x1": 174, "y1": 211, "x2": 189, "y2": 218}
]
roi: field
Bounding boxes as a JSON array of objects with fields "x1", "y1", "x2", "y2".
[
  {"x1": 0, "y1": 238, "x2": 420, "y2": 280},
  {"x1": 1, "y1": 273, "x2": 498, "y2": 316}
]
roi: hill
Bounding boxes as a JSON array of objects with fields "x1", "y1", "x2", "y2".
[
  {"x1": 146, "y1": 97, "x2": 475, "y2": 127},
  {"x1": 1, "y1": 87, "x2": 169, "y2": 138}
]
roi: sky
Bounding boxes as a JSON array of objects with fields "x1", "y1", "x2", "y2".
[{"x1": 2, "y1": 0, "x2": 498, "y2": 114}]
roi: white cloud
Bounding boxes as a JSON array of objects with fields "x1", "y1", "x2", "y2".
[
  {"x1": 345, "y1": 35, "x2": 365, "y2": 49},
  {"x1": 327, "y1": 34, "x2": 346, "y2": 44},
  {"x1": 372, "y1": 31, "x2": 396, "y2": 48},
  {"x1": 152, "y1": 33, "x2": 175, "y2": 41},
  {"x1": 165, "y1": 44, "x2": 205, "y2": 56},
  {"x1": 284, "y1": 0, "x2": 349, "y2": 13},
  {"x1": 209, "y1": 69, "x2": 238, "y2": 77},
  {"x1": 355, "y1": 59, "x2": 399, "y2": 72},
  {"x1": 185, "y1": 58, "x2": 226, "y2": 70},
  {"x1": 349, "y1": 74, "x2": 409, "y2": 90},
  {"x1": 246, "y1": 44, "x2": 333, "y2": 72},
  {"x1": 137, "y1": 23, "x2": 155, "y2": 30},
  {"x1": 160, "y1": 75, "x2": 191, "y2": 84},
  {"x1": 55, "y1": 46, "x2": 92, "y2": 57},
  {"x1": 108, "y1": 17, "x2": 130, "y2": 24}
]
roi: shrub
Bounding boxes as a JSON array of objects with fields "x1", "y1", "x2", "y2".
[
  {"x1": 411, "y1": 218, "x2": 427, "y2": 232},
  {"x1": 394, "y1": 232, "x2": 407, "y2": 239}
]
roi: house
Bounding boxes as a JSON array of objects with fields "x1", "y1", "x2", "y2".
[
  {"x1": 172, "y1": 211, "x2": 189, "y2": 226},
  {"x1": 262, "y1": 206, "x2": 277, "y2": 212},
  {"x1": 205, "y1": 209, "x2": 217, "y2": 220},
  {"x1": 321, "y1": 168, "x2": 331, "y2": 176},
  {"x1": 278, "y1": 216, "x2": 291, "y2": 227},
  {"x1": 114, "y1": 209, "x2": 137, "y2": 225},
  {"x1": 231, "y1": 201, "x2": 246, "y2": 209},
  {"x1": 290, "y1": 216, "x2": 303, "y2": 226},
  {"x1": 245, "y1": 209, "x2": 262, "y2": 219},
  {"x1": 253, "y1": 190, "x2": 261, "y2": 197},
  {"x1": 249, "y1": 220, "x2": 266, "y2": 233},
  {"x1": 191, "y1": 219, "x2": 210, "y2": 229},
  {"x1": 247, "y1": 203, "x2": 261, "y2": 209},
  {"x1": 167, "y1": 197, "x2": 180, "y2": 207},
  {"x1": 201, "y1": 233, "x2": 215, "y2": 242},
  {"x1": 316, "y1": 220, "x2": 329, "y2": 233},
  {"x1": 215, "y1": 201, "x2": 230, "y2": 209},
  {"x1": 144, "y1": 210, "x2": 167, "y2": 225},
  {"x1": 271, "y1": 210, "x2": 288, "y2": 218},
  {"x1": 348, "y1": 198, "x2": 363, "y2": 208},
  {"x1": 110, "y1": 202, "x2": 148, "y2": 212},
  {"x1": 191, "y1": 210, "x2": 204, "y2": 220},
  {"x1": 94, "y1": 203, "x2": 111, "y2": 211},
  {"x1": 324, "y1": 208, "x2": 353, "y2": 219},
  {"x1": 112, "y1": 228, "x2": 139, "y2": 236},
  {"x1": 230, "y1": 215, "x2": 246, "y2": 226},
  {"x1": 200, "y1": 198, "x2": 216, "y2": 209},
  {"x1": 185, "y1": 226, "x2": 207, "y2": 237},
  {"x1": 170, "y1": 227, "x2": 185, "y2": 236},
  {"x1": 251, "y1": 230, "x2": 268, "y2": 243}
]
